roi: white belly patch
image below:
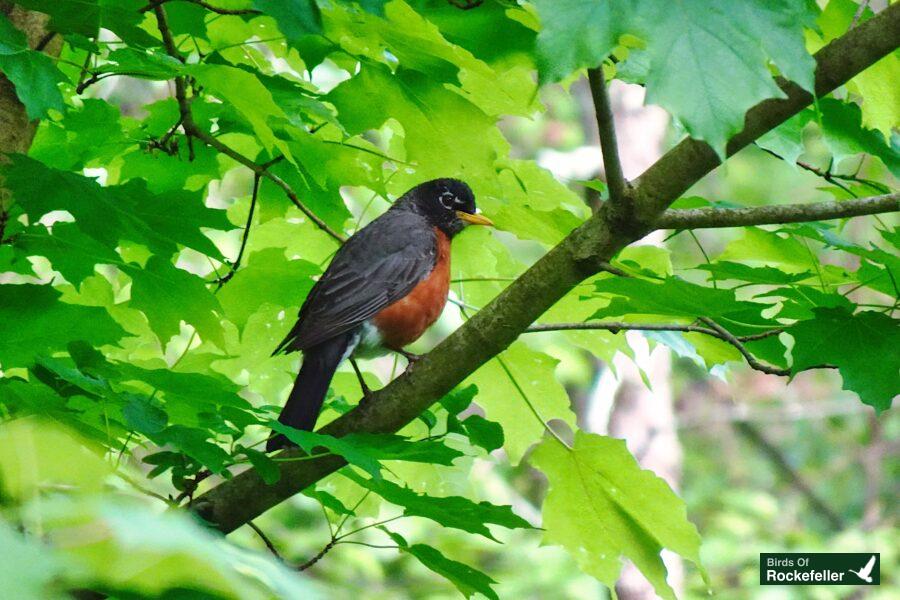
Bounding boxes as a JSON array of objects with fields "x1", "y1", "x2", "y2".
[{"x1": 345, "y1": 321, "x2": 387, "y2": 360}]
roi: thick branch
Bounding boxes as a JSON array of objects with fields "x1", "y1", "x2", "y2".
[
  {"x1": 193, "y1": 3, "x2": 900, "y2": 534},
  {"x1": 587, "y1": 67, "x2": 628, "y2": 214},
  {"x1": 629, "y1": 3, "x2": 900, "y2": 223},
  {"x1": 656, "y1": 193, "x2": 899, "y2": 230}
]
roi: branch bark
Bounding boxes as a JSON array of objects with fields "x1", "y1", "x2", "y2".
[
  {"x1": 193, "y1": 3, "x2": 900, "y2": 534},
  {"x1": 587, "y1": 67, "x2": 628, "y2": 215},
  {"x1": 656, "y1": 193, "x2": 899, "y2": 230},
  {"x1": 0, "y1": 4, "x2": 62, "y2": 238}
]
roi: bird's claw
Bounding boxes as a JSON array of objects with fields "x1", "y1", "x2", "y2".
[{"x1": 398, "y1": 349, "x2": 422, "y2": 363}]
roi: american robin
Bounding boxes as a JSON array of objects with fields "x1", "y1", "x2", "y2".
[{"x1": 267, "y1": 179, "x2": 492, "y2": 450}]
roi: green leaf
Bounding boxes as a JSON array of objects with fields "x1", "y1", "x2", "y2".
[
  {"x1": 122, "y1": 395, "x2": 168, "y2": 435},
  {"x1": 756, "y1": 111, "x2": 813, "y2": 166},
  {"x1": 69, "y1": 341, "x2": 250, "y2": 410},
  {"x1": 788, "y1": 308, "x2": 899, "y2": 411},
  {"x1": 0, "y1": 15, "x2": 65, "y2": 119},
  {"x1": 159, "y1": 425, "x2": 231, "y2": 473},
  {"x1": 697, "y1": 261, "x2": 812, "y2": 286},
  {"x1": 4, "y1": 156, "x2": 230, "y2": 260},
  {"x1": 0, "y1": 285, "x2": 124, "y2": 368},
  {"x1": 217, "y1": 248, "x2": 319, "y2": 329},
  {"x1": 342, "y1": 432, "x2": 465, "y2": 465},
  {"x1": 590, "y1": 276, "x2": 773, "y2": 331},
  {"x1": 187, "y1": 64, "x2": 294, "y2": 162},
  {"x1": 534, "y1": 0, "x2": 817, "y2": 153},
  {"x1": 532, "y1": 432, "x2": 704, "y2": 599},
  {"x1": 533, "y1": 0, "x2": 628, "y2": 83},
  {"x1": 268, "y1": 425, "x2": 464, "y2": 477},
  {"x1": 385, "y1": 530, "x2": 499, "y2": 600},
  {"x1": 325, "y1": 64, "x2": 495, "y2": 183},
  {"x1": 12, "y1": 0, "x2": 95, "y2": 37},
  {"x1": 817, "y1": 98, "x2": 900, "y2": 177},
  {"x1": 15, "y1": 222, "x2": 121, "y2": 285},
  {"x1": 241, "y1": 446, "x2": 281, "y2": 485},
  {"x1": 303, "y1": 488, "x2": 355, "y2": 516},
  {"x1": 464, "y1": 341, "x2": 576, "y2": 464},
  {"x1": 253, "y1": 0, "x2": 323, "y2": 41},
  {"x1": 460, "y1": 415, "x2": 503, "y2": 453},
  {"x1": 125, "y1": 257, "x2": 224, "y2": 347},
  {"x1": 96, "y1": 47, "x2": 184, "y2": 81},
  {"x1": 852, "y1": 52, "x2": 900, "y2": 141},
  {"x1": 344, "y1": 469, "x2": 533, "y2": 541},
  {"x1": 639, "y1": 0, "x2": 816, "y2": 154},
  {"x1": 439, "y1": 384, "x2": 478, "y2": 415},
  {"x1": 0, "y1": 11, "x2": 27, "y2": 54},
  {"x1": 31, "y1": 99, "x2": 131, "y2": 170}
]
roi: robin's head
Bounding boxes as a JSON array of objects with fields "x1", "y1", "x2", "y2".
[{"x1": 397, "y1": 178, "x2": 493, "y2": 236}]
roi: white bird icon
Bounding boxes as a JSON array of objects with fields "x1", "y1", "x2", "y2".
[{"x1": 848, "y1": 555, "x2": 876, "y2": 583}]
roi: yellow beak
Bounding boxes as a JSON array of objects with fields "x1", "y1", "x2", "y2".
[{"x1": 456, "y1": 211, "x2": 494, "y2": 227}]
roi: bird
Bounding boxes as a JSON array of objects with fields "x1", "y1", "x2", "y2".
[
  {"x1": 848, "y1": 555, "x2": 876, "y2": 583},
  {"x1": 266, "y1": 179, "x2": 492, "y2": 451}
]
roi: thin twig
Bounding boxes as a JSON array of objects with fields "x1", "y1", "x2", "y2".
[
  {"x1": 214, "y1": 173, "x2": 260, "y2": 287},
  {"x1": 296, "y1": 539, "x2": 336, "y2": 571},
  {"x1": 851, "y1": 0, "x2": 870, "y2": 29},
  {"x1": 186, "y1": 125, "x2": 345, "y2": 242},
  {"x1": 527, "y1": 320, "x2": 816, "y2": 377},
  {"x1": 655, "y1": 193, "x2": 899, "y2": 230},
  {"x1": 334, "y1": 515, "x2": 404, "y2": 542},
  {"x1": 760, "y1": 147, "x2": 891, "y2": 195},
  {"x1": 699, "y1": 317, "x2": 836, "y2": 376},
  {"x1": 248, "y1": 521, "x2": 283, "y2": 559},
  {"x1": 142, "y1": 0, "x2": 261, "y2": 15},
  {"x1": 335, "y1": 540, "x2": 401, "y2": 549},
  {"x1": 33, "y1": 31, "x2": 57, "y2": 52},
  {"x1": 174, "y1": 469, "x2": 212, "y2": 505},
  {"x1": 151, "y1": 3, "x2": 346, "y2": 243},
  {"x1": 587, "y1": 67, "x2": 629, "y2": 214},
  {"x1": 526, "y1": 320, "x2": 784, "y2": 343}
]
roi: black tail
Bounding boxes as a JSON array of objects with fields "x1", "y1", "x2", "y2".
[{"x1": 267, "y1": 334, "x2": 352, "y2": 452}]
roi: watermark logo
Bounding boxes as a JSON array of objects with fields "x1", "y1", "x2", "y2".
[{"x1": 760, "y1": 553, "x2": 880, "y2": 586}]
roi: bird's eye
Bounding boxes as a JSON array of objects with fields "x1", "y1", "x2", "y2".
[{"x1": 439, "y1": 191, "x2": 456, "y2": 209}]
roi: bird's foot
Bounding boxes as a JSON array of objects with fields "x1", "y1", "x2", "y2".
[
  {"x1": 397, "y1": 349, "x2": 422, "y2": 363},
  {"x1": 349, "y1": 358, "x2": 374, "y2": 400}
]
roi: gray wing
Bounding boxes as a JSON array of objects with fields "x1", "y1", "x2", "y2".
[{"x1": 275, "y1": 210, "x2": 437, "y2": 353}]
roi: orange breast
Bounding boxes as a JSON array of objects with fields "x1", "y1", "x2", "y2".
[{"x1": 373, "y1": 228, "x2": 451, "y2": 350}]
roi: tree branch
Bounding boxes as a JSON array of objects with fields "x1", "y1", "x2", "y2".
[
  {"x1": 759, "y1": 146, "x2": 891, "y2": 195},
  {"x1": 526, "y1": 321, "x2": 812, "y2": 378},
  {"x1": 655, "y1": 193, "x2": 899, "y2": 230},
  {"x1": 698, "y1": 317, "x2": 836, "y2": 376},
  {"x1": 149, "y1": 4, "x2": 346, "y2": 243},
  {"x1": 142, "y1": 0, "x2": 261, "y2": 15},
  {"x1": 191, "y1": 3, "x2": 900, "y2": 534},
  {"x1": 587, "y1": 67, "x2": 628, "y2": 215},
  {"x1": 213, "y1": 173, "x2": 260, "y2": 288}
]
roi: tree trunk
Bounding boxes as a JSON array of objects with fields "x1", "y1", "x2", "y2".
[{"x1": 0, "y1": 3, "x2": 60, "y2": 158}]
